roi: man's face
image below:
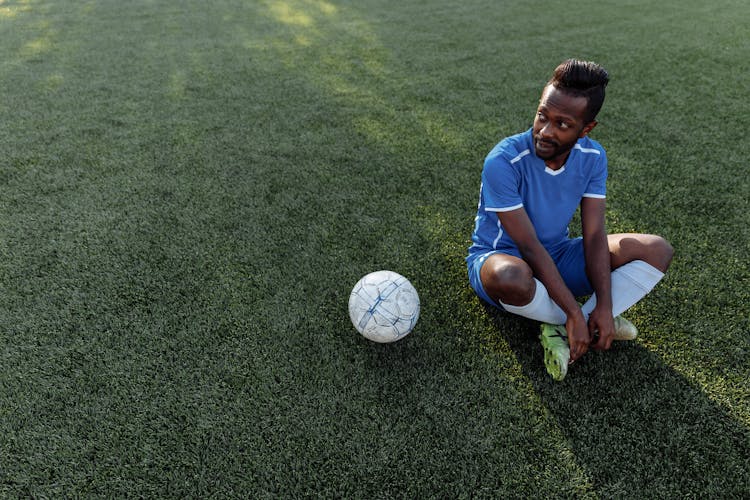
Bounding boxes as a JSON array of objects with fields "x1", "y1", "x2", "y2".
[{"x1": 532, "y1": 85, "x2": 595, "y2": 163}]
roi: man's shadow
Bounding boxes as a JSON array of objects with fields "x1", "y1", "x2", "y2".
[{"x1": 485, "y1": 306, "x2": 750, "y2": 497}]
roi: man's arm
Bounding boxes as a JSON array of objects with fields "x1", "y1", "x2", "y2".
[
  {"x1": 498, "y1": 208, "x2": 591, "y2": 361},
  {"x1": 580, "y1": 196, "x2": 615, "y2": 350}
]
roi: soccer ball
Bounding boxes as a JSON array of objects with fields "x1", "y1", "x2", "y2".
[{"x1": 348, "y1": 270, "x2": 420, "y2": 343}]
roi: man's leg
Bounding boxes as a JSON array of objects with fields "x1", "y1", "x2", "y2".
[
  {"x1": 474, "y1": 235, "x2": 672, "y2": 381},
  {"x1": 479, "y1": 253, "x2": 567, "y2": 325},
  {"x1": 478, "y1": 252, "x2": 574, "y2": 379},
  {"x1": 478, "y1": 234, "x2": 673, "y2": 324},
  {"x1": 581, "y1": 233, "x2": 673, "y2": 318}
]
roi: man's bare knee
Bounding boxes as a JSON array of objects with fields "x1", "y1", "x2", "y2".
[
  {"x1": 609, "y1": 233, "x2": 674, "y2": 273},
  {"x1": 651, "y1": 236, "x2": 674, "y2": 272},
  {"x1": 636, "y1": 234, "x2": 673, "y2": 272},
  {"x1": 480, "y1": 257, "x2": 535, "y2": 306}
]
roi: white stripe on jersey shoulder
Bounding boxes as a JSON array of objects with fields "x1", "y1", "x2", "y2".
[
  {"x1": 574, "y1": 143, "x2": 601, "y2": 155},
  {"x1": 582, "y1": 193, "x2": 606, "y2": 199},
  {"x1": 486, "y1": 203, "x2": 524, "y2": 213},
  {"x1": 510, "y1": 149, "x2": 531, "y2": 164}
]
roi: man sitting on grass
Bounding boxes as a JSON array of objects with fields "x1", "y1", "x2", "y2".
[{"x1": 466, "y1": 59, "x2": 673, "y2": 381}]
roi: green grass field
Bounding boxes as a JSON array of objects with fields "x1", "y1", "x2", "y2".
[{"x1": 1, "y1": 0, "x2": 748, "y2": 496}]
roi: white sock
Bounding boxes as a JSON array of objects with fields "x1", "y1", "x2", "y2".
[
  {"x1": 581, "y1": 260, "x2": 665, "y2": 318},
  {"x1": 500, "y1": 278, "x2": 567, "y2": 324}
]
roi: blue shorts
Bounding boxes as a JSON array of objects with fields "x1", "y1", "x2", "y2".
[{"x1": 467, "y1": 238, "x2": 594, "y2": 308}]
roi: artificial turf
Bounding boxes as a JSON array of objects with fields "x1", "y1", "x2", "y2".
[{"x1": 0, "y1": 0, "x2": 748, "y2": 496}]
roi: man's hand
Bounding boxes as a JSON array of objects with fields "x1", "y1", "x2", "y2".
[
  {"x1": 588, "y1": 305, "x2": 615, "y2": 351},
  {"x1": 565, "y1": 312, "x2": 591, "y2": 362},
  {"x1": 496, "y1": 208, "x2": 589, "y2": 362}
]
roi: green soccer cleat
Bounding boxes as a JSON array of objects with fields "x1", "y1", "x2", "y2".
[
  {"x1": 613, "y1": 315, "x2": 638, "y2": 341},
  {"x1": 540, "y1": 323, "x2": 570, "y2": 381}
]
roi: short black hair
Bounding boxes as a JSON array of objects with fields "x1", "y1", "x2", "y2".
[{"x1": 548, "y1": 59, "x2": 609, "y2": 122}]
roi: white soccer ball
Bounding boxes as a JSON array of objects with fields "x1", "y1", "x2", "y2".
[{"x1": 348, "y1": 270, "x2": 420, "y2": 343}]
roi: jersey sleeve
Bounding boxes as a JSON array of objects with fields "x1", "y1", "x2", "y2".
[
  {"x1": 582, "y1": 150, "x2": 608, "y2": 199},
  {"x1": 481, "y1": 154, "x2": 524, "y2": 212}
]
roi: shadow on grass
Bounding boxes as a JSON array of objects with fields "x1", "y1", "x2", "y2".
[{"x1": 485, "y1": 306, "x2": 750, "y2": 497}]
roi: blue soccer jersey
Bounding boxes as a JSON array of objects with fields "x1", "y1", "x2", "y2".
[{"x1": 468, "y1": 128, "x2": 607, "y2": 262}]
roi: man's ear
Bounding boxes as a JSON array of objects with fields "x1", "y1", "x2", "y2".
[{"x1": 580, "y1": 120, "x2": 597, "y2": 138}]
